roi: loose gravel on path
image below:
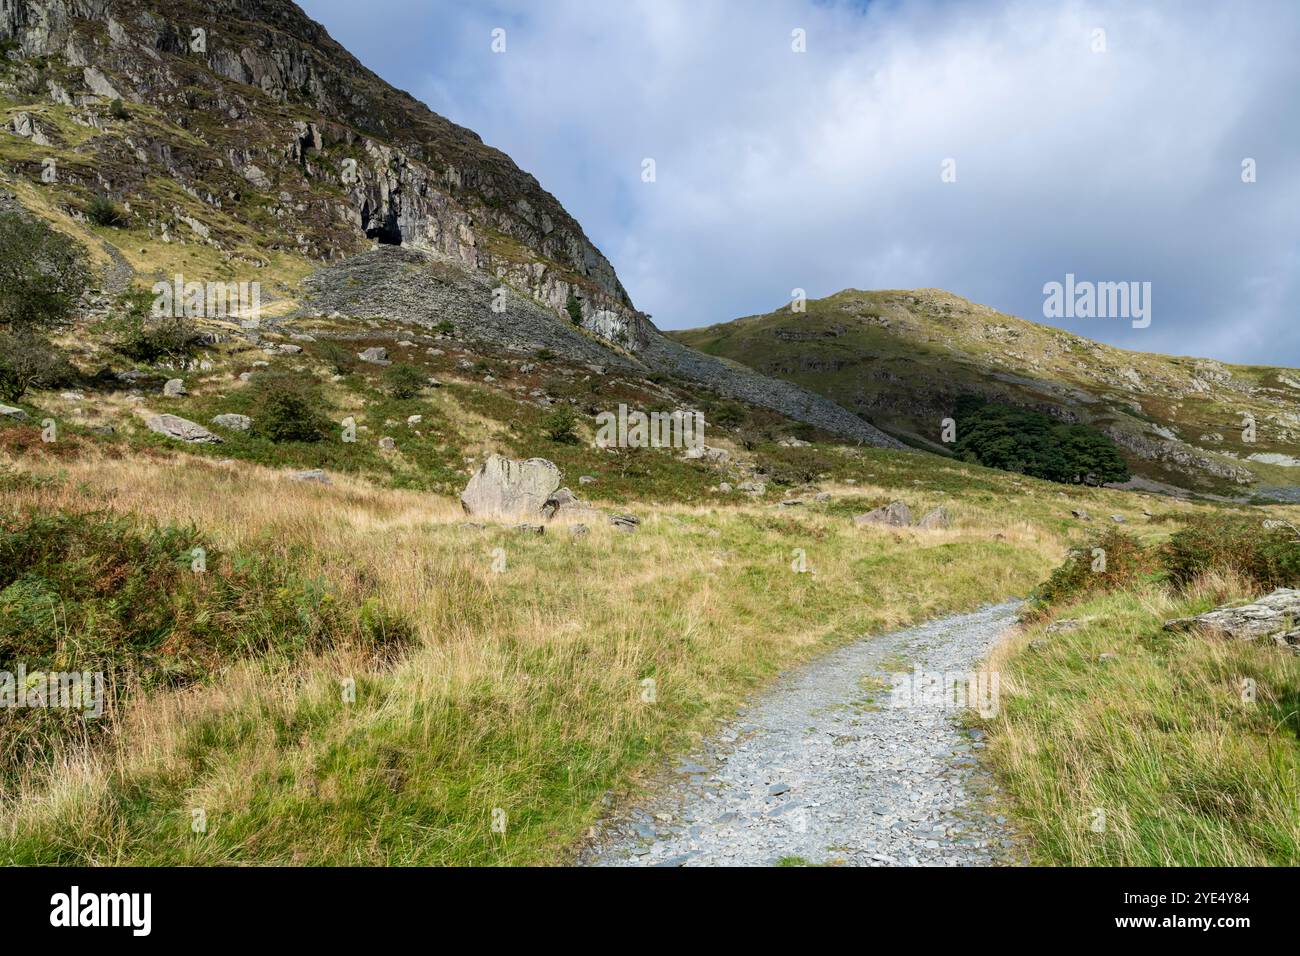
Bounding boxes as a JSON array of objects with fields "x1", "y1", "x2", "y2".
[{"x1": 582, "y1": 602, "x2": 1027, "y2": 867}]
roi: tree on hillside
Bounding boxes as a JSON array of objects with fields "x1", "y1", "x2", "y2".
[
  {"x1": 0, "y1": 212, "x2": 89, "y2": 332},
  {"x1": 953, "y1": 396, "x2": 1130, "y2": 486},
  {"x1": 0, "y1": 213, "x2": 88, "y2": 402}
]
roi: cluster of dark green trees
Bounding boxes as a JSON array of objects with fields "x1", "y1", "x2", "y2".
[{"x1": 952, "y1": 395, "x2": 1131, "y2": 486}]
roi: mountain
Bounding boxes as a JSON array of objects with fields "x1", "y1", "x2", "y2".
[
  {"x1": 0, "y1": 0, "x2": 898, "y2": 448},
  {"x1": 670, "y1": 288, "x2": 1300, "y2": 499}
]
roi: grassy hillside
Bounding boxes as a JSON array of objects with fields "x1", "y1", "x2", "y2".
[
  {"x1": 671, "y1": 289, "x2": 1300, "y2": 498},
  {"x1": 7, "y1": 419, "x2": 1235, "y2": 865}
]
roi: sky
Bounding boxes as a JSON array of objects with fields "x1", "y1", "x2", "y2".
[{"x1": 297, "y1": 0, "x2": 1300, "y2": 366}]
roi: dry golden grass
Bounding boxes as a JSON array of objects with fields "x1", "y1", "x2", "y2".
[{"x1": 1, "y1": 447, "x2": 1068, "y2": 864}]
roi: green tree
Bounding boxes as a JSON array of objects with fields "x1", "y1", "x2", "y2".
[
  {"x1": 565, "y1": 291, "x2": 583, "y2": 327},
  {"x1": 0, "y1": 212, "x2": 89, "y2": 332},
  {"x1": 543, "y1": 405, "x2": 580, "y2": 444},
  {"x1": 953, "y1": 396, "x2": 1129, "y2": 486}
]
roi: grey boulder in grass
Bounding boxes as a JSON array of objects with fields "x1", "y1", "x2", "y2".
[
  {"x1": 460, "y1": 454, "x2": 562, "y2": 519},
  {"x1": 145, "y1": 413, "x2": 222, "y2": 444},
  {"x1": 854, "y1": 500, "x2": 912, "y2": 528}
]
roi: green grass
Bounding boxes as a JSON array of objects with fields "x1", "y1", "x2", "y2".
[{"x1": 985, "y1": 586, "x2": 1300, "y2": 865}]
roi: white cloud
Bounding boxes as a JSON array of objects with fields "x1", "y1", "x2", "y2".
[{"x1": 301, "y1": 0, "x2": 1300, "y2": 364}]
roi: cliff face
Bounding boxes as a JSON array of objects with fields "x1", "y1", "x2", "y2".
[
  {"x1": 0, "y1": 0, "x2": 905, "y2": 448},
  {"x1": 0, "y1": 0, "x2": 651, "y2": 347}
]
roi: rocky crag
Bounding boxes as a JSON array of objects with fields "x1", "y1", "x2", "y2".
[{"x1": 0, "y1": 0, "x2": 902, "y2": 448}]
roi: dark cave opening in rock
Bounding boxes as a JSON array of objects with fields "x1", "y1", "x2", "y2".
[{"x1": 361, "y1": 201, "x2": 402, "y2": 245}]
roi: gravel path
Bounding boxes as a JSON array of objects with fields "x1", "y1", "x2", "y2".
[{"x1": 582, "y1": 602, "x2": 1027, "y2": 867}]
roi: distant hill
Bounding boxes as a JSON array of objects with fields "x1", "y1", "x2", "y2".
[{"x1": 670, "y1": 289, "x2": 1300, "y2": 498}]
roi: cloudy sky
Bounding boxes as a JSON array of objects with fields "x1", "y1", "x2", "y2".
[{"x1": 298, "y1": 0, "x2": 1300, "y2": 366}]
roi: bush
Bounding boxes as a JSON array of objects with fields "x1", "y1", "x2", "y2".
[
  {"x1": 756, "y1": 445, "x2": 839, "y2": 486},
  {"x1": 381, "y1": 363, "x2": 427, "y2": 400},
  {"x1": 543, "y1": 405, "x2": 580, "y2": 443},
  {"x1": 1026, "y1": 528, "x2": 1157, "y2": 617},
  {"x1": 249, "y1": 371, "x2": 332, "y2": 443},
  {"x1": 0, "y1": 331, "x2": 75, "y2": 401},
  {"x1": 316, "y1": 341, "x2": 358, "y2": 376},
  {"x1": 1028, "y1": 517, "x2": 1300, "y2": 618},
  {"x1": 954, "y1": 396, "x2": 1129, "y2": 486},
  {"x1": 86, "y1": 195, "x2": 127, "y2": 228},
  {"x1": 0, "y1": 212, "x2": 89, "y2": 331},
  {"x1": 112, "y1": 291, "x2": 205, "y2": 365},
  {"x1": 1161, "y1": 515, "x2": 1300, "y2": 591},
  {"x1": 108, "y1": 97, "x2": 129, "y2": 120}
]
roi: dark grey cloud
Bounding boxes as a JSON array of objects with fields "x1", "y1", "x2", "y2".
[{"x1": 299, "y1": 0, "x2": 1300, "y2": 365}]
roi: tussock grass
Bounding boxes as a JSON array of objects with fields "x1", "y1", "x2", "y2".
[
  {"x1": 986, "y1": 576, "x2": 1300, "y2": 865},
  {"x1": 0, "y1": 450, "x2": 1063, "y2": 865}
]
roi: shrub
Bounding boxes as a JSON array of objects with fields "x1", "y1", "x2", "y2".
[
  {"x1": 316, "y1": 341, "x2": 358, "y2": 375},
  {"x1": 381, "y1": 363, "x2": 427, "y2": 400},
  {"x1": 756, "y1": 445, "x2": 839, "y2": 486},
  {"x1": 710, "y1": 400, "x2": 746, "y2": 430},
  {"x1": 108, "y1": 97, "x2": 129, "y2": 120},
  {"x1": 0, "y1": 508, "x2": 413, "y2": 783},
  {"x1": 249, "y1": 371, "x2": 331, "y2": 443},
  {"x1": 86, "y1": 195, "x2": 127, "y2": 228},
  {"x1": 565, "y1": 291, "x2": 583, "y2": 326},
  {"x1": 543, "y1": 405, "x2": 580, "y2": 444},
  {"x1": 1160, "y1": 515, "x2": 1300, "y2": 591},
  {"x1": 0, "y1": 331, "x2": 75, "y2": 401},
  {"x1": 1026, "y1": 527, "x2": 1157, "y2": 617},
  {"x1": 0, "y1": 212, "x2": 89, "y2": 331},
  {"x1": 113, "y1": 308, "x2": 202, "y2": 364}
]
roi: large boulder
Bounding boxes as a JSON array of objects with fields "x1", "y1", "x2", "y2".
[
  {"x1": 854, "y1": 501, "x2": 912, "y2": 527},
  {"x1": 1165, "y1": 588, "x2": 1300, "y2": 654},
  {"x1": 460, "y1": 454, "x2": 562, "y2": 519},
  {"x1": 145, "y1": 414, "x2": 222, "y2": 444}
]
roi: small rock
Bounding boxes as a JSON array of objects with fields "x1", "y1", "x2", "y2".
[
  {"x1": 578, "y1": 475, "x2": 596, "y2": 485},
  {"x1": 162, "y1": 378, "x2": 186, "y2": 397},
  {"x1": 378, "y1": 436, "x2": 396, "y2": 450},
  {"x1": 610, "y1": 513, "x2": 640, "y2": 532},
  {"x1": 358, "y1": 347, "x2": 390, "y2": 365},
  {"x1": 917, "y1": 507, "x2": 950, "y2": 529},
  {"x1": 0, "y1": 404, "x2": 29, "y2": 422},
  {"x1": 211, "y1": 413, "x2": 251, "y2": 431},
  {"x1": 290, "y1": 469, "x2": 331, "y2": 484}
]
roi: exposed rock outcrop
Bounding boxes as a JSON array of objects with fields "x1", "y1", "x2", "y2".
[{"x1": 1165, "y1": 588, "x2": 1300, "y2": 654}]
